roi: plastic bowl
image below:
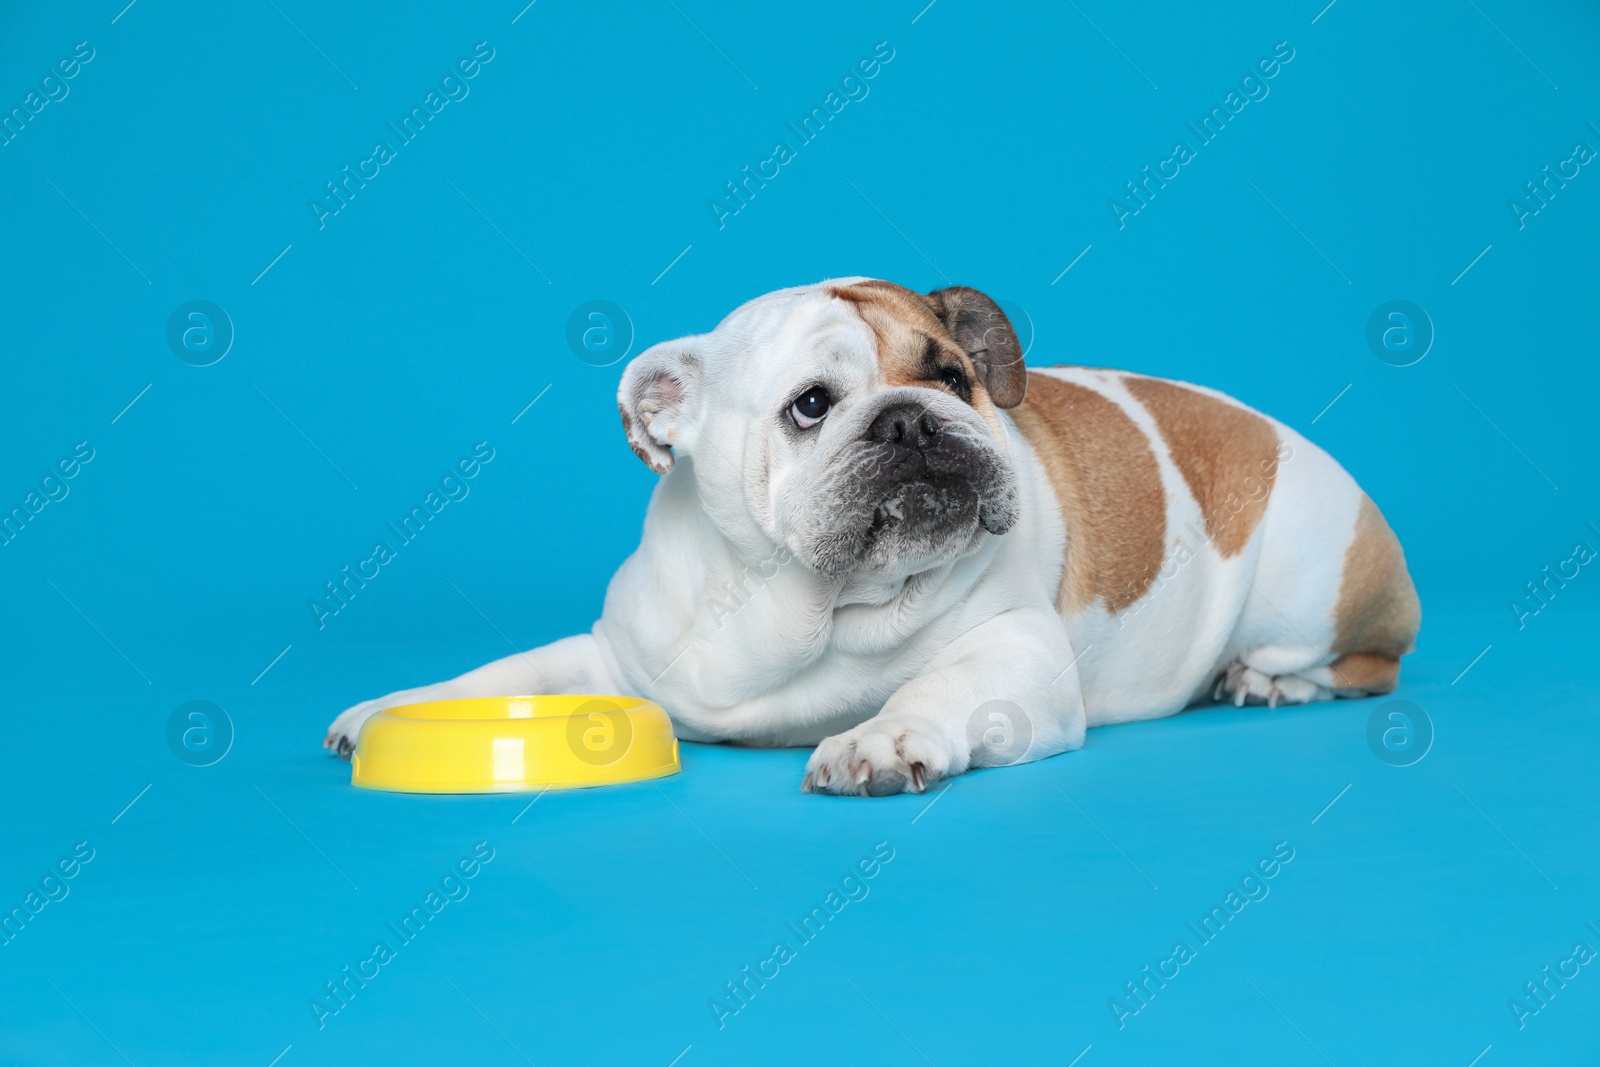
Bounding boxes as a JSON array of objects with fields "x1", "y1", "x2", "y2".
[{"x1": 350, "y1": 694, "x2": 680, "y2": 794}]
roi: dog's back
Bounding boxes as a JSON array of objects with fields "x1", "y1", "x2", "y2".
[{"x1": 1010, "y1": 365, "x2": 1419, "y2": 725}]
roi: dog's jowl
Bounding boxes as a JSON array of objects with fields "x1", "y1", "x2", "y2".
[{"x1": 326, "y1": 279, "x2": 1419, "y2": 796}]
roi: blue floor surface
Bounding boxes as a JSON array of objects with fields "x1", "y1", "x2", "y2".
[{"x1": 1, "y1": 610, "x2": 1595, "y2": 1065}]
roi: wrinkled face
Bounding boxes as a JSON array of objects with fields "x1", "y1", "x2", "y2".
[
  {"x1": 760, "y1": 282, "x2": 1024, "y2": 577},
  {"x1": 619, "y1": 279, "x2": 1028, "y2": 580}
]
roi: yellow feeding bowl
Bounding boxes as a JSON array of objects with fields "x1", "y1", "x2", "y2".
[{"x1": 350, "y1": 695, "x2": 680, "y2": 794}]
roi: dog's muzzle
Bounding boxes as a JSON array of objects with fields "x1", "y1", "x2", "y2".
[{"x1": 802, "y1": 401, "x2": 1017, "y2": 575}]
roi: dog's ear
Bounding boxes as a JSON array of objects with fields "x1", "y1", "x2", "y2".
[
  {"x1": 618, "y1": 341, "x2": 702, "y2": 474},
  {"x1": 926, "y1": 286, "x2": 1027, "y2": 408}
]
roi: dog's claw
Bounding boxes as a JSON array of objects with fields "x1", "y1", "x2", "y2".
[{"x1": 910, "y1": 763, "x2": 927, "y2": 793}]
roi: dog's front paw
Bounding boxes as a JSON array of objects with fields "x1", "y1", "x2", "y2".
[
  {"x1": 323, "y1": 699, "x2": 386, "y2": 760},
  {"x1": 801, "y1": 719, "x2": 958, "y2": 797}
]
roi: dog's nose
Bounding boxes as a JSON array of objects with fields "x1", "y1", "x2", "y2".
[{"x1": 868, "y1": 403, "x2": 942, "y2": 450}]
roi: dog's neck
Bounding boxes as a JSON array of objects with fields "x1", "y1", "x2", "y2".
[{"x1": 608, "y1": 461, "x2": 1002, "y2": 704}]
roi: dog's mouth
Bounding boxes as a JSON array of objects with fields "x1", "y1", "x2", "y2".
[
  {"x1": 802, "y1": 439, "x2": 1017, "y2": 576},
  {"x1": 859, "y1": 477, "x2": 979, "y2": 552}
]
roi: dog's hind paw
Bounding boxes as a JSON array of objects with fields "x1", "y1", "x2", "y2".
[{"x1": 1213, "y1": 659, "x2": 1329, "y2": 709}]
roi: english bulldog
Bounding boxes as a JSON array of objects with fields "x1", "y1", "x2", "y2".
[{"x1": 325, "y1": 279, "x2": 1420, "y2": 796}]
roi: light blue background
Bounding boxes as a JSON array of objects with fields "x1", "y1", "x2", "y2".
[{"x1": 2, "y1": 0, "x2": 1597, "y2": 1063}]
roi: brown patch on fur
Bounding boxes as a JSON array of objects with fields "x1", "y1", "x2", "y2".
[
  {"x1": 1123, "y1": 376, "x2": 1281, "y2": 559},
  {"x1": 1011, "y1": 372, "x2": 1166, "y2": 613},
  {"x1": 1325, "y1": 652, "x2": 1401, "y2": 694},
  {"x1": 1332, "y1": 495, "x2": 1420, "y2": 658},
  {"x1": 831, "y1": 280, "x2": 948, "y2": 383},
  {"x1": 830, "y1": 281, "x2": 1005, "y2": 429}
]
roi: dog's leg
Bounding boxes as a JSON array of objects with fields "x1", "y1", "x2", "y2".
[
  {"x1": 801, "y1": 610, "x2": 1085, "y2": 797},
  {"x1": 1214, "y1": 651, "x2": 1401, "y2": 707},
  {"x1": 1209, "y1": 642, "x2": 1408, "y2": 708},
  {"x1": 323, "y1": 633, "x2": 617, "y2": 758}
]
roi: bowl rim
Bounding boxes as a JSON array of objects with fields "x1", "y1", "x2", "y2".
[{"x1": 380, "y1": 693, "x2": 661, "y2": 721}]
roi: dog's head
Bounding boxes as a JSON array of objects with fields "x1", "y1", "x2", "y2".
[{"x1": 618, "y1": 279, "x2": 1027, "y2": 578}]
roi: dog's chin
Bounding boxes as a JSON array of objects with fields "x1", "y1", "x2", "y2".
[{"x1": 801, "y1": 476, "x2": 1015, "y2": 578}]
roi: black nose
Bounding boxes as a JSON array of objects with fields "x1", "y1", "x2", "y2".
[{"x1": 868, "y1": 403, "x2": 942, "y2": 450}]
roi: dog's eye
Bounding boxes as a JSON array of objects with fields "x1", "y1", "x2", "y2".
[
  {"x1": 940, "y1": 368, "x2": 966, "y2": 394},
  {"x1": 790, "y1": 386, "x2": 831, "y2": 429}
]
